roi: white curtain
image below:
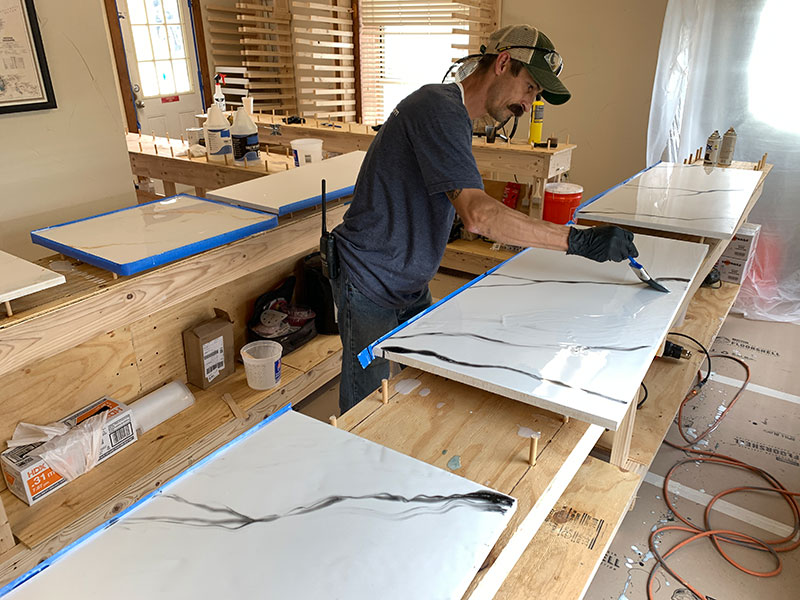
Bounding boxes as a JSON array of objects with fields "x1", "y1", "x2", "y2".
[{"x1": 647, "y1": 0, "x2": 800, "y2": 323}]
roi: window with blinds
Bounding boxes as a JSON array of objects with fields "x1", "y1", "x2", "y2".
[{"x1": 358, "y1": 0, "x2": 498, "y2": 124}]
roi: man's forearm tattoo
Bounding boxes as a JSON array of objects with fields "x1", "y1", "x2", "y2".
[{"x1": 446, "y1": 189, "x2": 463, "y2": 201}]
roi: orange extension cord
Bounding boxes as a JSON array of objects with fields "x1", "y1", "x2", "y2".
[{"x1": 647, "y1": 354, "x2": 800, "y2": 600}]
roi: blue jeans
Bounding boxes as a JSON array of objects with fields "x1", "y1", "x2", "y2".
[{"x1": 332, "y1": 269, "x2": 431, "y2": 415}]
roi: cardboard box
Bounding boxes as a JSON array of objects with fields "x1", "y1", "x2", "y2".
[
  {"x1": 722, "y1": 221, "x2": 760, "y2": 261},
  {"x1": 2, "y1": 397, "x2": 137, "y2": 505},
  {"x1": 715, "y1": 254, "x2": 754, "y2": 284},
  {"x1": 183, "y1": 308, "x2": 234, "y2": 389}
]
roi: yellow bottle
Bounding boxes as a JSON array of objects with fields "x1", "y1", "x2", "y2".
[{"x1": 528, "y1": 97, "x2": 544, "y2": 145}]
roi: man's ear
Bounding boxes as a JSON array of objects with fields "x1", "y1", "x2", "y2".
[{"x1": 494, "y1": 51, "x2": 511, "y2": 75}]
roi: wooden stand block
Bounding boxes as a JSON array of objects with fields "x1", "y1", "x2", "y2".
[
  {"x1": 221, "y1": 392, "x2": 247, "y2": 420},
  {"x1": 0, "y1": 498, "x2": 14, "y2": 555},
  {"x1": 528, "y1": 434, "x2": 539, "y2": 466},
  {"x1": 3, "y1": 301, "x2": 11, "y2": 318},
  {"x1": 609, "y1": 391, "x2": 638, "y2": 469}
]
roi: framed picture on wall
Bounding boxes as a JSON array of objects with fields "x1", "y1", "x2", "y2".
[{"x1": 0, "y1": 0, "x2": 56, "y2": 114}]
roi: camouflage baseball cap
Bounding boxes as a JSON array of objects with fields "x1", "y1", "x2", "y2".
[{"x1": 481, "y1": 24, "x2": 570, "y2": 105}]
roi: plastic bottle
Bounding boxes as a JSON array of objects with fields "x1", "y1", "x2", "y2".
[
  {"x1": 204, "y1": 104, "x2": 232, "y2": 163},
  {"x1": 528, "y1": 96, "x2": 544, "y2": 145},
  {"x1": 703, "y1": 130, "x2": 721, "y2": 165},
  {"x1": 718, "y1": 127, "x2": 737, "y2": 166},
  {"x1": 231, "y1": 107, "x2": 260, "y2": 166},
  {"x1": 213, "y1": 74, "x2": 226, "y2": 112}
]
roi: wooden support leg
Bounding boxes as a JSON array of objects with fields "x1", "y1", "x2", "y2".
[
  {"x1": 388, "y1": 361, "x2": 402, "y2": 378},
  {"x1": 0, "y1": 495, "x2": 15, "y2": 554},
  {"x1": 4, "y1": 301, "x2": 12, "y2": 318},
  {"x1": 194, "y1": 187, "x2": 207, "y2": 198},
  {"x1": 610, "y1": 390, "x2": 638, "y2": 469},
  {"x1": 163, "y1": 181, "x2": 178, "y2": 197},
  {"x1": 529, "y1": 177, "x2": 543, "y2": 218},
  {"x1": 538, "y1": 177, "x2": 547, "y2": 219},
  {"x1": 329, "y1": 415, "x2": 338, "y2": 428}
]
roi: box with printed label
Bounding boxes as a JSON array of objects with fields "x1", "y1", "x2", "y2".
[
  {"x1": 1, "y1": 398, "x2": 138, "y2": 506},
  {"x1": 183, "y1": 308, "x2": 234, "y2": 389},
  {"x1": 722, "y1": 222, "x2": 760, "y2": 261},
  {"x1": 715, "y1": 255, "x2": 754, "y2": 284}
]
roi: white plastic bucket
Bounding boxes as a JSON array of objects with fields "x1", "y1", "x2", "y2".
[
  {"x1": 290, "y1": 138, "x2": 323, "y2": 166},
  {"x1": 241, "y1": 341, "x2": 282, "y2": 390}
]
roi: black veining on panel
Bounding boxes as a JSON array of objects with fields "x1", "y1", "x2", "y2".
[
  {"x1": 380, "y1": 345, "x2": 626, "y2": 404},
  {"x1": 390, "y1": 331, "x2": 649, "y2": 353},
  {"x1": 472, "y1": 273, "x2": 691, "y2": 288},
  {"x1": 131, "y1": 490, "x2": 514, "y2": 531},
  {"x1": 578, "y1": 208, "x2": 733, "y2": 222},
  {"x1": 624, "y1": 183, "x2": 748, "y2": 196}
]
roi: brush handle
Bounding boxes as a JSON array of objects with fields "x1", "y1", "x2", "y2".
[{"x1": 628, "y1": 256, "x2": 643, "y2": 269}]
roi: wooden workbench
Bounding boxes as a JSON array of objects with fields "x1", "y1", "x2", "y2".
[
  {"x1": 126, "y1": 132, "x2": 293, "y2": 200},
  {"x1": 254, "y1": 114, "x2": 576, "y2": 217},
  {"x1": 338, "y1": 278, "x2": 738, "y2": 599},
  {"x1": 0, "y1": 204, "x2": 348, "y2": 581},
  {"x1": 0, "y1": 161, "x2": 760, "y2": 597},
  {"x1": 128, "y1": 119, "x2": 575, "y2": 218},
  {"x1": 423, "y1": 160, "x2": 767, "y2": 597}
]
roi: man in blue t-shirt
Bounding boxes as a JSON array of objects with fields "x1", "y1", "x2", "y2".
[{"x1": 331, "y1": 24, "x2": 638, "y2": 413}]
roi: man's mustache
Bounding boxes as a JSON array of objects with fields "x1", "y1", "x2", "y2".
[{"x1": 508, "y1": 104, "x2": 524, "y2": 117}]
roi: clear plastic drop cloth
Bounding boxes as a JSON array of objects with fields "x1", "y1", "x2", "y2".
[{"x1": 647, "y1": 0, "x2": 800, "y2": 323}]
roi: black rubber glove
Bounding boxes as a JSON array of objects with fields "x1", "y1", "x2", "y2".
[{"x1": 566, "y1": 226, "x2": 638, "y2": 263}]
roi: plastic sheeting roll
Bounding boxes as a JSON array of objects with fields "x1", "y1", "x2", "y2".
[{"x1": 129, "y1": 381, "x2": 195, "y2": 434}]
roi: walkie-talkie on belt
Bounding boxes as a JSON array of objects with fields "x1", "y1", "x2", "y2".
[{"x1": 319, "y1": 179, "x2": 338, "y2": 279}]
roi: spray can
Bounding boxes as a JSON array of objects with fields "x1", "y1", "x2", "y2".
[
  {"x1": 231, "y1": 107, "x2": 260, "y2": 166},
  {"x1": 213, "y1": 74, "x2": 226, "y2": 112},
  {"x1": 204, "y1": 104, "x2": 232, "y2": 163},
  {"x1": 718, "y1": 127, "x2": 737, "y2": 166},
  {"x1": 528, "y1": 96, "x2": 544, "y2": 145},
  {"x1": 703, "y1": 130, "x2": 721, "y2": 165}
]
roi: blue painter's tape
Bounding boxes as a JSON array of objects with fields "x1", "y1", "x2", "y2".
[
  {"x1": 30, "y1": 195, "x2": 278, "y2": 276},
  {"x1": 357, "y1": 248, "x2": 530, "y2": 368},
  {"x1": 0, "y1": 403, "x2": 293, "y2": 598}
]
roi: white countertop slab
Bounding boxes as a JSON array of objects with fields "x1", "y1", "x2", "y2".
[
  {"x1": 207, "y1": 150, "x2": 366, "y2": 215},
  {"x1": 369, "y1": 234, "x2": 708, "y2": 430},
  {"x1": 0, "y1": 251, "x2": 65, "y2": 304},
  {"x1": 576, "y1": 163, "x2": 763, "y2": 239},
  {"x1": 4, "y1": 409, "x2": 515, "y2": 600},
  {"x1": 30, "y1": 195, "x2": 277, "y2": 276}
]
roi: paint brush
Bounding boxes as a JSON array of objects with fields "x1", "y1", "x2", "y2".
[{"x1": 628, "y1": 257, "x2": 669, "y2": 293}]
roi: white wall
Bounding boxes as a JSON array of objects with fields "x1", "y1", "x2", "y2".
[
  {"x1": 0, "y1": 0, "x2": 136, "y2": 260},
  {"x1": 502, "y1": 0, "x2": 669, "y2": 198}
]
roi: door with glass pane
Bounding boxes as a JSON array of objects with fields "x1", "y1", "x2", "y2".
[{"x1": 118, "y1": 0, "x2": 203, "y2": 137}]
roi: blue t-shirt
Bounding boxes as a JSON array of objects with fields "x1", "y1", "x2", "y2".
[{"x1": 333, "y1": 83, "x2": 483, "y2": 309}]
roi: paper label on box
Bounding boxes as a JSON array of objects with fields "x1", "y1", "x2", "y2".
[
  {"x1": 100, "y1": 414, "x2": 136, "y2": 461},
  {"x1": 203, "y1": 336, "x2": 225, "y2": 382}
]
